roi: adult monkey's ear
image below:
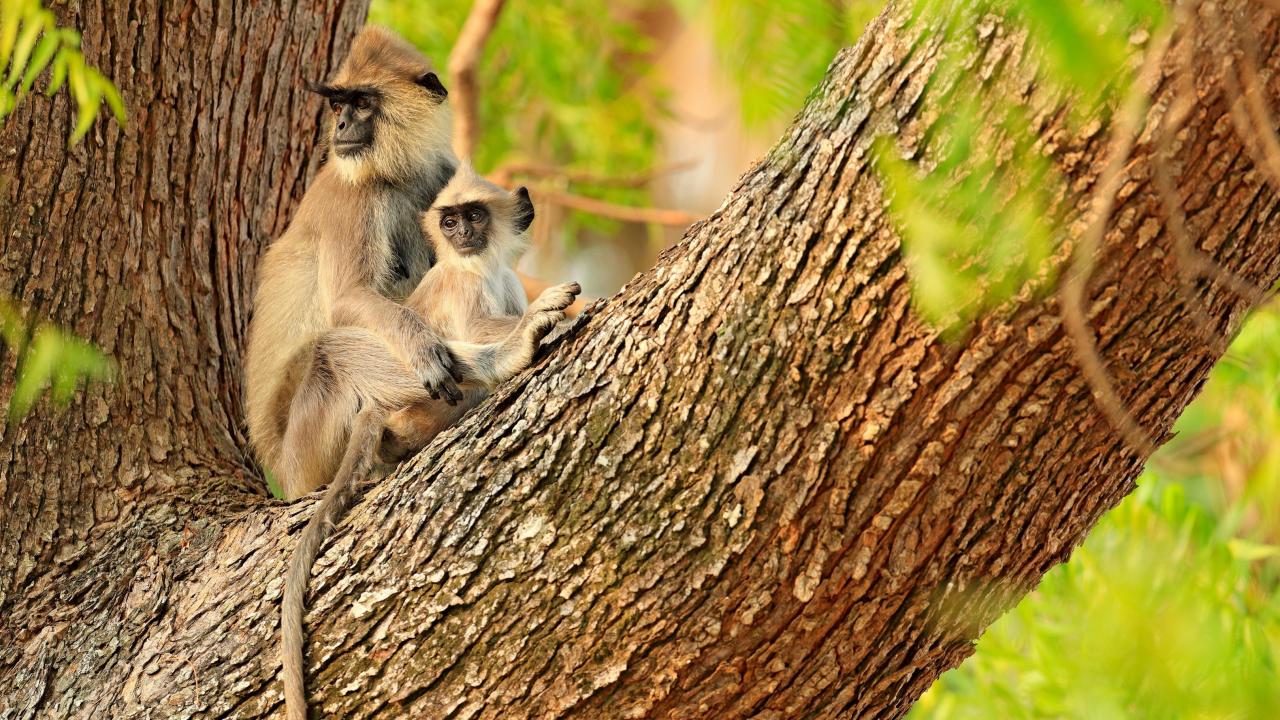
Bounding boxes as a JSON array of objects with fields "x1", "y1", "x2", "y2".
[{"x1": 416, "y1": 72, "x2": 448, "y2": 99}]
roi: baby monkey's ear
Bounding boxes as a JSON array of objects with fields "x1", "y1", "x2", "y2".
[
  {"x1": 513, "y1": 187, "x2": 535, "y2": 233},
  {"x1": 415, "y1": 72, "x2": 448, "y2": 99}
]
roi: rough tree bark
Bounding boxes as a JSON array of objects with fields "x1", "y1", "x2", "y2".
[{"x1": 2, "y1": 1, "x2": 1279, "y2": 719}]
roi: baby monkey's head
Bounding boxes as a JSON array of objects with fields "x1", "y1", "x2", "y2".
[{"x1": 424, "y1": 164, "x2": 535, "y2": 266}]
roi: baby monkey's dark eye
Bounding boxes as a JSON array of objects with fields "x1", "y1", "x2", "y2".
[
  {"x1": 467, "y1": 210, "x2": 485, "y2": 223},
  {"x1": 442, "y1": 217, "x2": 458, "y2": 230}
]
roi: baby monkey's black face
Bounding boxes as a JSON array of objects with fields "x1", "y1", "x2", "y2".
[
  {"x1": 438, "y1": 187, "x2": 535, "y2": 256},
  {"x1": 439, "y1": 203, "x2": 491, "y2": 255}
]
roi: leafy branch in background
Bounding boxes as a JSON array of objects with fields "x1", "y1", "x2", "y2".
[
  {"x1": 1, "y1": 0, "x2": 125, "y2": 144},
  {"x1": 2, "y1": 0, "x2": 121, "y2": 419},
  {"x1": 877, "y1": 97, "x2": 1062, "y2": 332}
]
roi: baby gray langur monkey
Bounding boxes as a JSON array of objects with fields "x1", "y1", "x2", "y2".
[{"x1": 379, "y1": 164, "x2": 582, "y2": 460}]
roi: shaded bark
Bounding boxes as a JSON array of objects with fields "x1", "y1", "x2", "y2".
[{"x1": 3, "y1": 1, "x2": 1280, "y2": 719}]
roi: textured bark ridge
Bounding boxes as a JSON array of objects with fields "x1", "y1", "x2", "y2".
[{"x1": 3, "y1": 1, "x2": 1280, "y2": 718}]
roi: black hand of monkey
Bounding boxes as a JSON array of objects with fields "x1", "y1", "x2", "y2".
[
  {"x1": 429, "y1": 344, "x2": 464, "y2": 404},
  {"x1": 408, "y1": 333, "x2": 462, "y2": 405}
]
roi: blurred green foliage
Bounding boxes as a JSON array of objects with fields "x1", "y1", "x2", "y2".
[
  {"x1": 877, "y1": 100, "x2": 1060, "y2": 331},
  {"x1": 1, "y1": 1, "x2": 118, "y2": 419},
  {"x1": 1, "y1": 0, "x2": 125, "y2": 144},
  {"x1": 880, "y1": 0, "x2": 1167, "y2": 330},
  {"x1": 368, "y1": 0, "x2": 874, "y2": 240},
  {"x1": 0, "y1": 300, "x2": 112, "y2": 421},
  {"x1": 911, "y1": 306, "x2": 1280, "y2": 719}
]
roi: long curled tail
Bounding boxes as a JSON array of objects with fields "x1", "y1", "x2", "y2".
[{"x1": 282, "y1": 406, "x2": 383, "y2": 720}]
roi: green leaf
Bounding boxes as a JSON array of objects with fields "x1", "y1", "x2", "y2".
[
  {"x1": 6, "y1": 320, "x2": 112, "y2": 421},
  {"x1": 0, "y1": 0, "x2": 26, "y2": 66},
  {"x1": 264, "y1": 468, "x2": 284, "y2": 500},
  {"x1": 44, "y1": 48, "x2": 63, "y2": 94},
  {"x1": 50, "y1": 335, "x2": 110, "y2": 403},
  {"x1": 4, "y1": 6, "x2": 48, "y2": 89},
  {"x1": 101, "y1": 74, "x2": 125, "y2": 124},
  {"x1": 0, "y1": 298, "x2": 25, "y2": 347},
  {"x1": 17, "y1": 28, "x2": 56, "y2": 94},
  {"x1": 9, "y1": 326, "x2": 58, "y2": 419},
  {"x1": 66, "y1": 52, "x2": 96, "y2": 144}
]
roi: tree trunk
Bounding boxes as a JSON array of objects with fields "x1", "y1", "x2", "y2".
[{"x1": 3, "y1": 1, "x2": 1280, "y2": 718}]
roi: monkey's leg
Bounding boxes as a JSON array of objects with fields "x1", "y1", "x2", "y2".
[
  {"x1": 276, "y1": 366, "x2": 358, "y2": 501},
  {"x1": 276, "y1": 329, "x2": 431, "y2": 500},
  {"x1": 378, "y1": 388, "x2": 488, "y2": 464}
]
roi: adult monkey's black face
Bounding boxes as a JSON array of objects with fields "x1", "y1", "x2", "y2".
[
  {"x1": 310, "y1": 84, "x2": 380, "y2": 158},
  {"x1": 439, "y1": 202, "x2": 492, "y2": 255}
]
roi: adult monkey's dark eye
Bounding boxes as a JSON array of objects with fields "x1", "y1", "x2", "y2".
[
  {"x1": 329, "y1": 100, "x2": 340, "y2": 113},
  {"x1": 355, "y1": 96, "x2": 370, "y2": 110}
]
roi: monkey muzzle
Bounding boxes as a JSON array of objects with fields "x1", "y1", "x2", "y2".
[
  {"x1": 332, "y1": 108, "x2": 373, "y2": 157},
  {"x1": 454, "y1": 231, "x2": 486, "y2": 255}
]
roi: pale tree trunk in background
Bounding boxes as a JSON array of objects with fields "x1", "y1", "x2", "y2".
[{"x1": 2, "y1": 1, "x2": 1280, "y2": 718}]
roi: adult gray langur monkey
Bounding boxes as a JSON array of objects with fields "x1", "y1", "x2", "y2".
[
  {"x1": 245, "y1": 26, "x2": 460, "y2": 504},
  {"x1": 242, "y1": 26, "x2": 458, "y2": 720}
]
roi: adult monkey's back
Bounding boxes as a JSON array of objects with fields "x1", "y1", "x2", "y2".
[{"x1": 243, "y1": 27, "x2": 461, "y2": 720}]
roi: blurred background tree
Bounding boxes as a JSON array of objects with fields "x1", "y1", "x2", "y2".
[{"x1": 372, "y1": 1, "x2": 1280, "y2": 716}]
